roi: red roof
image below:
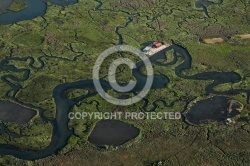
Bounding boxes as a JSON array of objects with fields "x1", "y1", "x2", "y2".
[{"x1": 152, "y1": 42, "x2": 162, "y2": 48}]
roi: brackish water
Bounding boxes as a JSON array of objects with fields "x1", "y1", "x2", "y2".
[
  {"x1": 195, "y1": 0, "x2": 223, "y2": 18},
  {"x1": 0, "y1": 0, "x2": 224, "y2": 25},
  {"x1": 0, "y1": 0, "x2": 78, "y2": 25},
  {"x1": 88, "y1": 120, "x2": 139, "y2": 146},
  {"x1": 0, "y1": 101, "x2": 36, "y2": 125},
  {"x1": 0, "y1": 0, "x2": 13, "y2": 10},
  {"x1": 0, "y1": 43, "x2": 249, "y2": 160},
  {"x1": 185, "y1": 96, "x2": 242, "y2": 125},
  {"x1": 0, "y1": 0, "x2": 249, "y2": 161}
]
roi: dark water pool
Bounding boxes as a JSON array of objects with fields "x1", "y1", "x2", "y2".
[
  {"x1": 0, "y1": 0, "x2": 13, "y2": 10},
  {"x1": 185, "y1": 96, "x2": 242, "y2": 125},
  {"x1": 0, "y1": 100, "x2": 37, "y2": 125},
  {"x1": 88, "y1": 120, "x2": 140, "y2": 146}
]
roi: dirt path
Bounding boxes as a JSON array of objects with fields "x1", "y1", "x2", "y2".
[
  {"x1": 204, "y1": 37, "x2": 224, "y2": 44},
  {"x1": 204, "y1": 33, "x2": 250, "y2": 44},
  {"x1": 239, "y1": 34, "x2": 250, "y2": 39}
]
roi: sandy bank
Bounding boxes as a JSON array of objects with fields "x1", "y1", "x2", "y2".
[{"x1": 239, "y1": 34, "x2": 250, "y2": 39}]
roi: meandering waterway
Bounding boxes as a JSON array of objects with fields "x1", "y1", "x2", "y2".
[
  {"x1": 0, "y1": 0, "x2": 78, "y2": 25},
  {"x1": 0, "y1": 0, "x2": 249, "y2": 161},
  {"x1": 0, "y1": 43, "x2": 249, "y2": 160}
]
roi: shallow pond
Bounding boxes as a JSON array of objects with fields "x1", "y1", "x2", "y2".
[
  {"x1": 0, "y1": 100, "x2": 37, "y2": 125},
  {"x1": 0, "y1": 0, "x2": 13, "y2": 10},
  {"x1": 185, "y1": 96, "x2": 242, "y2": 125},
  {"x1": 88, "y1": 120, "x2": 140, "y2": 146}
]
